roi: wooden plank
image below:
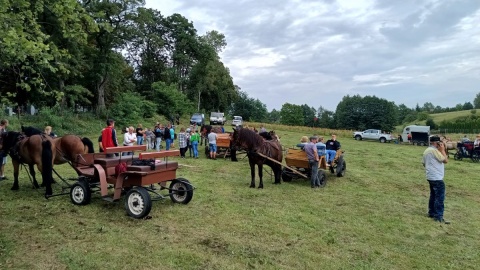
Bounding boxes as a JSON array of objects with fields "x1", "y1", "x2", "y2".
[
  {"x1": 139, "y1": 150, "x2": 180, "y2": 159},
  {"x1": 104, "y1": 145, "x2": 146, "y2": 154}
]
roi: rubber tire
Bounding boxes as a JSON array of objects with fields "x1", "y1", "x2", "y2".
[
  {"x1": 336, "y1": 157, "x2": 346, "y2": 177},
  {"x1": 419, "y1": 142, "x2": 425, "y2": 146},
  {"x1": 125, "y1": 187, "x2": 152, "y2": 219},
  {"x1": 318, "y1": 170, "x2": 327, "y2": 187},
  {"x1": 355, "y1": 135, "x2": 362, "y2": 141},
  {"x1": 70, "y1": 181, "x2": 91, "y2": 205},
  {"x1": 472, "y1": 151, "x2": 480, "y2": 163},
  {"x1": 454, "y1": 152, "x2": 462, "y2": 161},
  {"x1": 281, "y1": 168, "x2": 293, "y2": 182},
  {"x1": 169, "y1": 178, "x2": 194, "y2": 204},
  {"x1": 379, "y1": 137, "x2": 386, "y2": 143}
]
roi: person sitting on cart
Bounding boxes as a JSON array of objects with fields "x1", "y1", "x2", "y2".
[
  {"x1": 316, "y1": 136, "x2": 326, "y2": 156},
  {"x1": 325, "y1": 134, "x2": 341, "y2": 166},
  {"x1": 474, "y1": 134, "x2": 480, "y2": 149},
  {"x1": 297, "y1": 136, "x2": 309, "y2": 149},
  {"x1": 462, "y1": 135, "x2": 471, "y2": 143}
]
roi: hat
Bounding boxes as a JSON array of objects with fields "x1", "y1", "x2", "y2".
[{"x1": 430, "y1": 136, "x2": 441, "y2": 142}]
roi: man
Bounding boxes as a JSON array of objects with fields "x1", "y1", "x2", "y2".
[
  {"x1": 423, "y1": 136, "x2": 449, "y2": 224},
  {"x1": 154, "y1": 124, "x2": 163, "y2": 151},
  {"x1": 101, "y1": 119, "x2": 118, "y2": 157},
  {"x1": 208, "y1": 130, "x2": 218, "y2": 160},
  {"x1": 164, "y1": 123, "x2": 173, "y2": 150},
  {"x1": 0, "y1": 119, "x2": 9, "y2": 180},
  {"x1": 325, "y1": 134, "x2": 341, "y2": 166},
  {"x1": 461, "y1": 135, "x2": 470, "y2": 143},
  {"x1": 304, "y1": 136, "x2": 320, "y2": 188}
]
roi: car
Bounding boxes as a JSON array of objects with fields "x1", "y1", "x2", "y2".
[
  {"x1": 190, "y1": 113, "x2": 205, "y2": 126},
  {"x1": 353, "y1": 129, "x2": 393, "y2": 143},
  {"x1": 231, "y1": 116, "x2": 243, "y2": 127},
  {"x1": 210, "y1": 112, "x2": 226, "y2": 125}
]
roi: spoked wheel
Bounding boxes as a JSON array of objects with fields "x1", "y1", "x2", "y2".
[
  {"x1": 471, "y1": 151, "x2": 480, "y2": 163},
  {"x1": 125, "y1": 187, "x2": 152, "y2": 219},
  {"x1": 169, "y1": 178, "x2": 194, "y2": 204},
  {"x1": 336, "y1": 156, "x2": 346, "y2": 177},
  {"x1": 454, "y1": 152, "x2": 463, "y2": 161},
  {"x1": 281, "y1": 168, "x2": 293, "y2": 182},
  {"x1": 318, "y1": 170, "x2": 327, "y2": 187},
  {"x1": 70, "y1": 181, "x2": 91, "y2": 205}
]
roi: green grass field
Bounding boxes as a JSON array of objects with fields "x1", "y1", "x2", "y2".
[{"x1": 1, "y1": 125, "x2": 479, "y2": 269}]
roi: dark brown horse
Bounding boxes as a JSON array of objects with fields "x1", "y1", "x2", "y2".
[
  {"x1": 231, "y1": 128, "x2": 283, "y2": 188},
  {"x1": 53, "y1": 135, "x2": 94, "y2": 165},
  {"x1": 0, "y1": 131, "x2": 54, "y2": 196}
]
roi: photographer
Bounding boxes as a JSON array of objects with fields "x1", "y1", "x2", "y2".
[{"x1": 422, "y1": 136, "x2": 449, "y2": 224}]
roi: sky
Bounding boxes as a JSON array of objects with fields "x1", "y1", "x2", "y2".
[{"x1": 145, "y1": 0, "x2": 480, "y2": 112}]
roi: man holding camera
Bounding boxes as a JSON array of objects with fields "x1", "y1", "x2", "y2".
[{"x1": 422, "y1": 136, "x2": 449, "y2": 224}]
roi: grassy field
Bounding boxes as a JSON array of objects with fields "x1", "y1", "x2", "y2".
[{"x1": 1, "y1": 125, "x2": 479, "y2": 269}]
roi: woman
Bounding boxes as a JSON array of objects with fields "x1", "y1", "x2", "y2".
[
  {"x1": 44, "y1": 126, "x2": 57, "y2": 138},
  {"x1": 123, "y1": 126, "x2": 136, "y2": 156},
  {"x1": 178, "y1": 127, "x2": 187, "y2": 158}
]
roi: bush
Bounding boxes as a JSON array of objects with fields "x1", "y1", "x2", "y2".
[{"x1": 425, "y1": 118, "x2": 437, "y2": 130}]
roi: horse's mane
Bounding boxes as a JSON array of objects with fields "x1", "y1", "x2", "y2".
[
  {"x1": 258, "y1": 131, "x2": 272, "y2": 140},
  {"x1": 21, "y1": 126, "x2": 42, "y2": 137},
  {"x1": 238, "y1": 128, "x2": 266, "y2": 149},
  {"x1": 1, "y1": 131, "x2": 22, "y2": 152}
]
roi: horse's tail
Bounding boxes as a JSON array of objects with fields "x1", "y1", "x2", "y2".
[
  {"x1": 81, "y1": 137, "x2": 95, "y2": 153},
  {"x1": 41, "y1": 140, "x2": 53, "y2": 196}
]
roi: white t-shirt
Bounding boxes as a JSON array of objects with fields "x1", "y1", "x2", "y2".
[
  {"x1": 208, "y1": 132, "x2": 217, "y2": 145},
  {"x1": 124, "y1": 132, "x2": 136, "y2": 146}
]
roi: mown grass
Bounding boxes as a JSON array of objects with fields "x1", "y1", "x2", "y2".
[{"x1": 0, "y1": 125, "x2": 479, "y2": 269}]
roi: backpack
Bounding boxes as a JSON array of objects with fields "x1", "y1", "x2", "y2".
[
  {"x1": 115, "y1": 162, "x2": 127, "y2": 176},
  {"x1": 132, "y1": 159, "x2": 156, "y2": 170}
]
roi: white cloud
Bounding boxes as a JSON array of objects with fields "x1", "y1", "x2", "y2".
[{"x1": 146, "y1": 0, "x2": 480, "y2": 111}]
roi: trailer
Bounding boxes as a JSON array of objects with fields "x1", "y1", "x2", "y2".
[{"x1": 401, "y1": 125, "x2": 430, "y2": 146}]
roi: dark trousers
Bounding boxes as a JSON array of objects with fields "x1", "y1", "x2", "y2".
[
  {"x1": 180, "y1": 147, "x2": 187, "y2": 157},
  {"x1": 428, "y1": 180, "x2": 445, "y2": 220}
]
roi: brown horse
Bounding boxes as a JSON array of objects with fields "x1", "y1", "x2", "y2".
[
  {"x1": 439, "y1": 136, "x2": 457, "y2": 156},
  {"x1": 231, "y1": 128, "x2": 283, "y2": 188},
  {"x1": 0, "y1": 131, "x2": 54, "y2": 196},
  {"x1": 53, "y1": 135, "x2": 94, "y2": 165}
]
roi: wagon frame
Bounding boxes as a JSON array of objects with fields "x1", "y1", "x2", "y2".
[{"x1": 69, "y1": 145, "x2": 194, "y2": 219}]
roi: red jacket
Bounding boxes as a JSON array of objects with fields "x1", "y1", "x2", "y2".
[{"x1": 102, "y1": 126, "x2": 117, "y2": 149}]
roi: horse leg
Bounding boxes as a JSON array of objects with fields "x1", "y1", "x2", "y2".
[
  {"x1": 258, "y1": 163, "x2": 264, "y2": 189},
  {"x1": 11, "y1": 161, "x2": 20, "y2": 190},
  {"x1": 273, "y1": 164, "x2": 281, "y2": 184},
  {"x1": 249, "y1": 160, "x2": 256, "y2": 188},
  {"x1": 29, "y1": 164, "x2": 40, "y2": 188}
]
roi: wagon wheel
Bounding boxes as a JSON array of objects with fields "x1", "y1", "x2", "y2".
[
  {"x1": 125, "y1": 187, "x2": 152, "y2": 219},
  {"x1": 336, "y1": 156, "x2": 346, "y2": 177},
  {"x1": 454, "y1": 152, "x2": 463, "y2": 161},
  {"x1": 281, "y1": 168, "x2": 293, "y2": 182},
  {"x1": 471, "y1": 151, "x2": 480, "y2": 163},
  {"x1": 318, "y1": 170, "x2": 327, "y2": 187},
  {"x1": 70, "y1": 180, "x2": 91, "y2": 205},
  {"x1": 169, "y1": 178, "x2": 194, "y2": 204}
]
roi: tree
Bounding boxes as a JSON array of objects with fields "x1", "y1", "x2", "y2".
[
  {"x1": 229, "y1": 90, "x2": 267, "y2": 121},
  {"x1": 301, "y1": 104, "x2": 316, "y2": 127},
  {"x1": 463, "y1": 102, "x2": 474, "y2": 110},
  {"x1": 268, "y1": 109, "x2": 280, "y2": 123},
  {"x1": 426, "y1": 118, "x2": 438, "y2": 130},
  {"x1": 151, "y1": 81, "x2": 195, "y2": 119},
  {"x1": 279, "y1": 103, "x2": 303, "y2": 126},
  {"x1": 474, "y1": 92, "x2": 480, "y2": 109},
  {"x1": 317, "y1": 106, "x2": 335, "y2": 128}
]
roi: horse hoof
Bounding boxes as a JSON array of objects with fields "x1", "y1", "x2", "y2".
[
  {"x1": 258, "y1": 186, "x2": 263, "y2": 189},
  {"x1": 11, "y1": 186, "x2": 19, "y2": 191},
  {"x1": 249, "y1": 185, "x2": 255, "y2": 188},
  {"x1": 274, "y1": 182, "x2": 281, "y2": 185}
]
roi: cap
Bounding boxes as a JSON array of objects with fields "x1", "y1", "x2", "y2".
[{"x1": 430, "y1": 136, "x2": 441, "y2": 142}]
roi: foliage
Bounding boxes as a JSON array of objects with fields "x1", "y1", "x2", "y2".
[
  {"x1": 474, "y1": 92, "x2": 480, "y2": 109},
  {"x1": 107, "y1": 91, "x2": 156, "y2": 128},
  {"x1": 151, "y1": 81, "x2": 194, "y2": 120},
  {"x1": 425, "y1": 118, "x2": 437, "y2": 130},
  {"x1": 417, "y1": 112, "x2": 429, "y2": 121},
  {"x1": 316, "y1": 106, "x2": 335, "y2": 128},
  {"x1": 279, "y1": 103, "x2": 304, "y2": 126},
  {"x1": 335, "y1": 95, "x2": 397, "y2": 131},
  {"x1": 229, "y1": 91, "x2": 267, "y2": 122}
]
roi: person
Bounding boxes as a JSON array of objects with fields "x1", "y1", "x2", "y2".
[
  {"x1": 101, "y1": 119, "x2": 118, "y2": 157},
  {"x1": 316, "y1": 136, "x2": 326, "y2": 157},
  {"x1": 304, "y1": 136, "x2": 320, "y2": 188},
  {"x1": 154, "y1": 124, "x2": 163, "y2": 151},
  {"x1": 208, "y1": 129, "x2": 218, "y2": 160},
  {"x1": 423, "y1": 136, "x2": 449, "y2": 224},
  {"x1": 164, "y1": 123, "x2": 173, "y2": 150},
  {"x1": 178, "y1": 128, "x2": 188, "y2": 158},
  {"x1": 123, "y1": 126, "x2": 136, "y2": 156},
  {"x1": 325, "y1": 134, "x2": 341, "y2": 166},
  {"x1": 474, "y1": 134, "x2": 480, "y2": 149},
  {"x1": 190, "y1": 130, "x2": 200, "y2": 158},
  {"x1": 98, "y1": 133, "x2": 104, "y2": 153},
  {"x1": 136, "y1": 124, "x2": 144, "y2": 145},
  {"x1": 186, "y1": 128, "x2": 193, "y2": 157},
  {"x1": 145, "y1": 128, "x2": 154, "y2": 150},
  {"x1": 260, "y1": 125, "x2": 267, "y2": 133},
  {"x1": 461, "y1": 135, "x2": 471, "y2": 143},
  {"x1": 296, "y1": 136, "x2": 309, "y2": 149},
  {"x1": 170, "y1": 125, "x2": 175, "y2": 148},
  {"x1": 407, "y1": 133, "x2": 412, "y2": 143},
  {"x1": 0, "y1": 119, "x2": 9, "y2": 180},
  {"x1": 44, "y1": 126, "x2": 57, "y2": 138}
]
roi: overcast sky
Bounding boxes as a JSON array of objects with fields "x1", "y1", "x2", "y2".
[{"x1": 145, "y1": 0, "x2": 480, "y2": 111}]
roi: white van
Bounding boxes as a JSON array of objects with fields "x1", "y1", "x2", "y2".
[{"x1": 232, "y1": 116, "x2": 243, "y2": 127}]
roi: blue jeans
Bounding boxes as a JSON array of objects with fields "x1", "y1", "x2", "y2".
[
  {"x1": 155, "y1": 137, "x2": 162, "y2": 151},
  {"x1": 192, "y1": 141, "x2": 198, "y2": 157},
  {"x1": 326, "y1": 150, "x2": 336, "y2": 163},
  {"x1": 137, "y1": 136, "x2": 143, "y2": 145},
  {"x1": 428, "y1": 180, "x2": 445, "y2": 220},
  {"x1": 166, "y1": 138, "x2": 172, "y2": 150},
  {"x1": 308, "y1": 160, "x2": 319, "y2": 187}
]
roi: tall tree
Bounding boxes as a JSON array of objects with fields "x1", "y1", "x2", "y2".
[
  {"x1": 474, "y1": 92, "x2": 480, "y2": 109},
  {"x1": 280, "y1": 103, "x2": 304, "y2": 126}
]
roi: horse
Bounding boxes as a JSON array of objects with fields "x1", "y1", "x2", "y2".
[
  {"x1": 259, "y1": 130, "x2": 280, "y2": 141},
  {"x1": 53, "y1": 135, "x2": 94, "y2": 165},
  {"x1": 439, "y1": 136, "x2": 458, "y2": 156},
  {"x1": 0, "y1": 131, "x2": 54, "y2": 196},
  {"x1": 231, "y1": 127, "x2": 283, "y2": 188}
]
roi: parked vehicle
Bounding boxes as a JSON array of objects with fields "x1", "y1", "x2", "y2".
[
  {"x1": 401, "y1": 125, "x2": 430, "y2": 146},
  {"x1": 190, "y1": 113, "x2": 205, "y2": 126},
  {"x1": 210, "y1": 112, "x2": 226, "y2": 125},
  {"x1": 231, "y1": 116, "x2": 243, "y2": 127},
  {"x1": 353, "y1": 129, "x2": 392, "y2": 143}
]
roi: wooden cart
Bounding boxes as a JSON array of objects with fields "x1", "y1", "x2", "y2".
[
  {"x1": 69, "y1": 145, "x2": 194, "y2": 219},
  {"x1": 204, "y1": 133, "x2": 232, "y2": 158}
]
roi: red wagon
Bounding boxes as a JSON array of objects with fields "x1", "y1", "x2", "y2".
[{"x1": 70, "y1": 145, "x2": 194, "y2": 219}]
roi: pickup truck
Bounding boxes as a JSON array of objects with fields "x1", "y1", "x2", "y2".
[
  {"x1": 353, "y1": 129, "x2": 392, "y2": 143},
  {"x1": 210, "y1": 112, "x2": 226, "y2": 125}
]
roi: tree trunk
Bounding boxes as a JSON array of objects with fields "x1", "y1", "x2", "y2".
[{"x1": 96, "y1": 75, "x2": 107, "y2": 113}]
